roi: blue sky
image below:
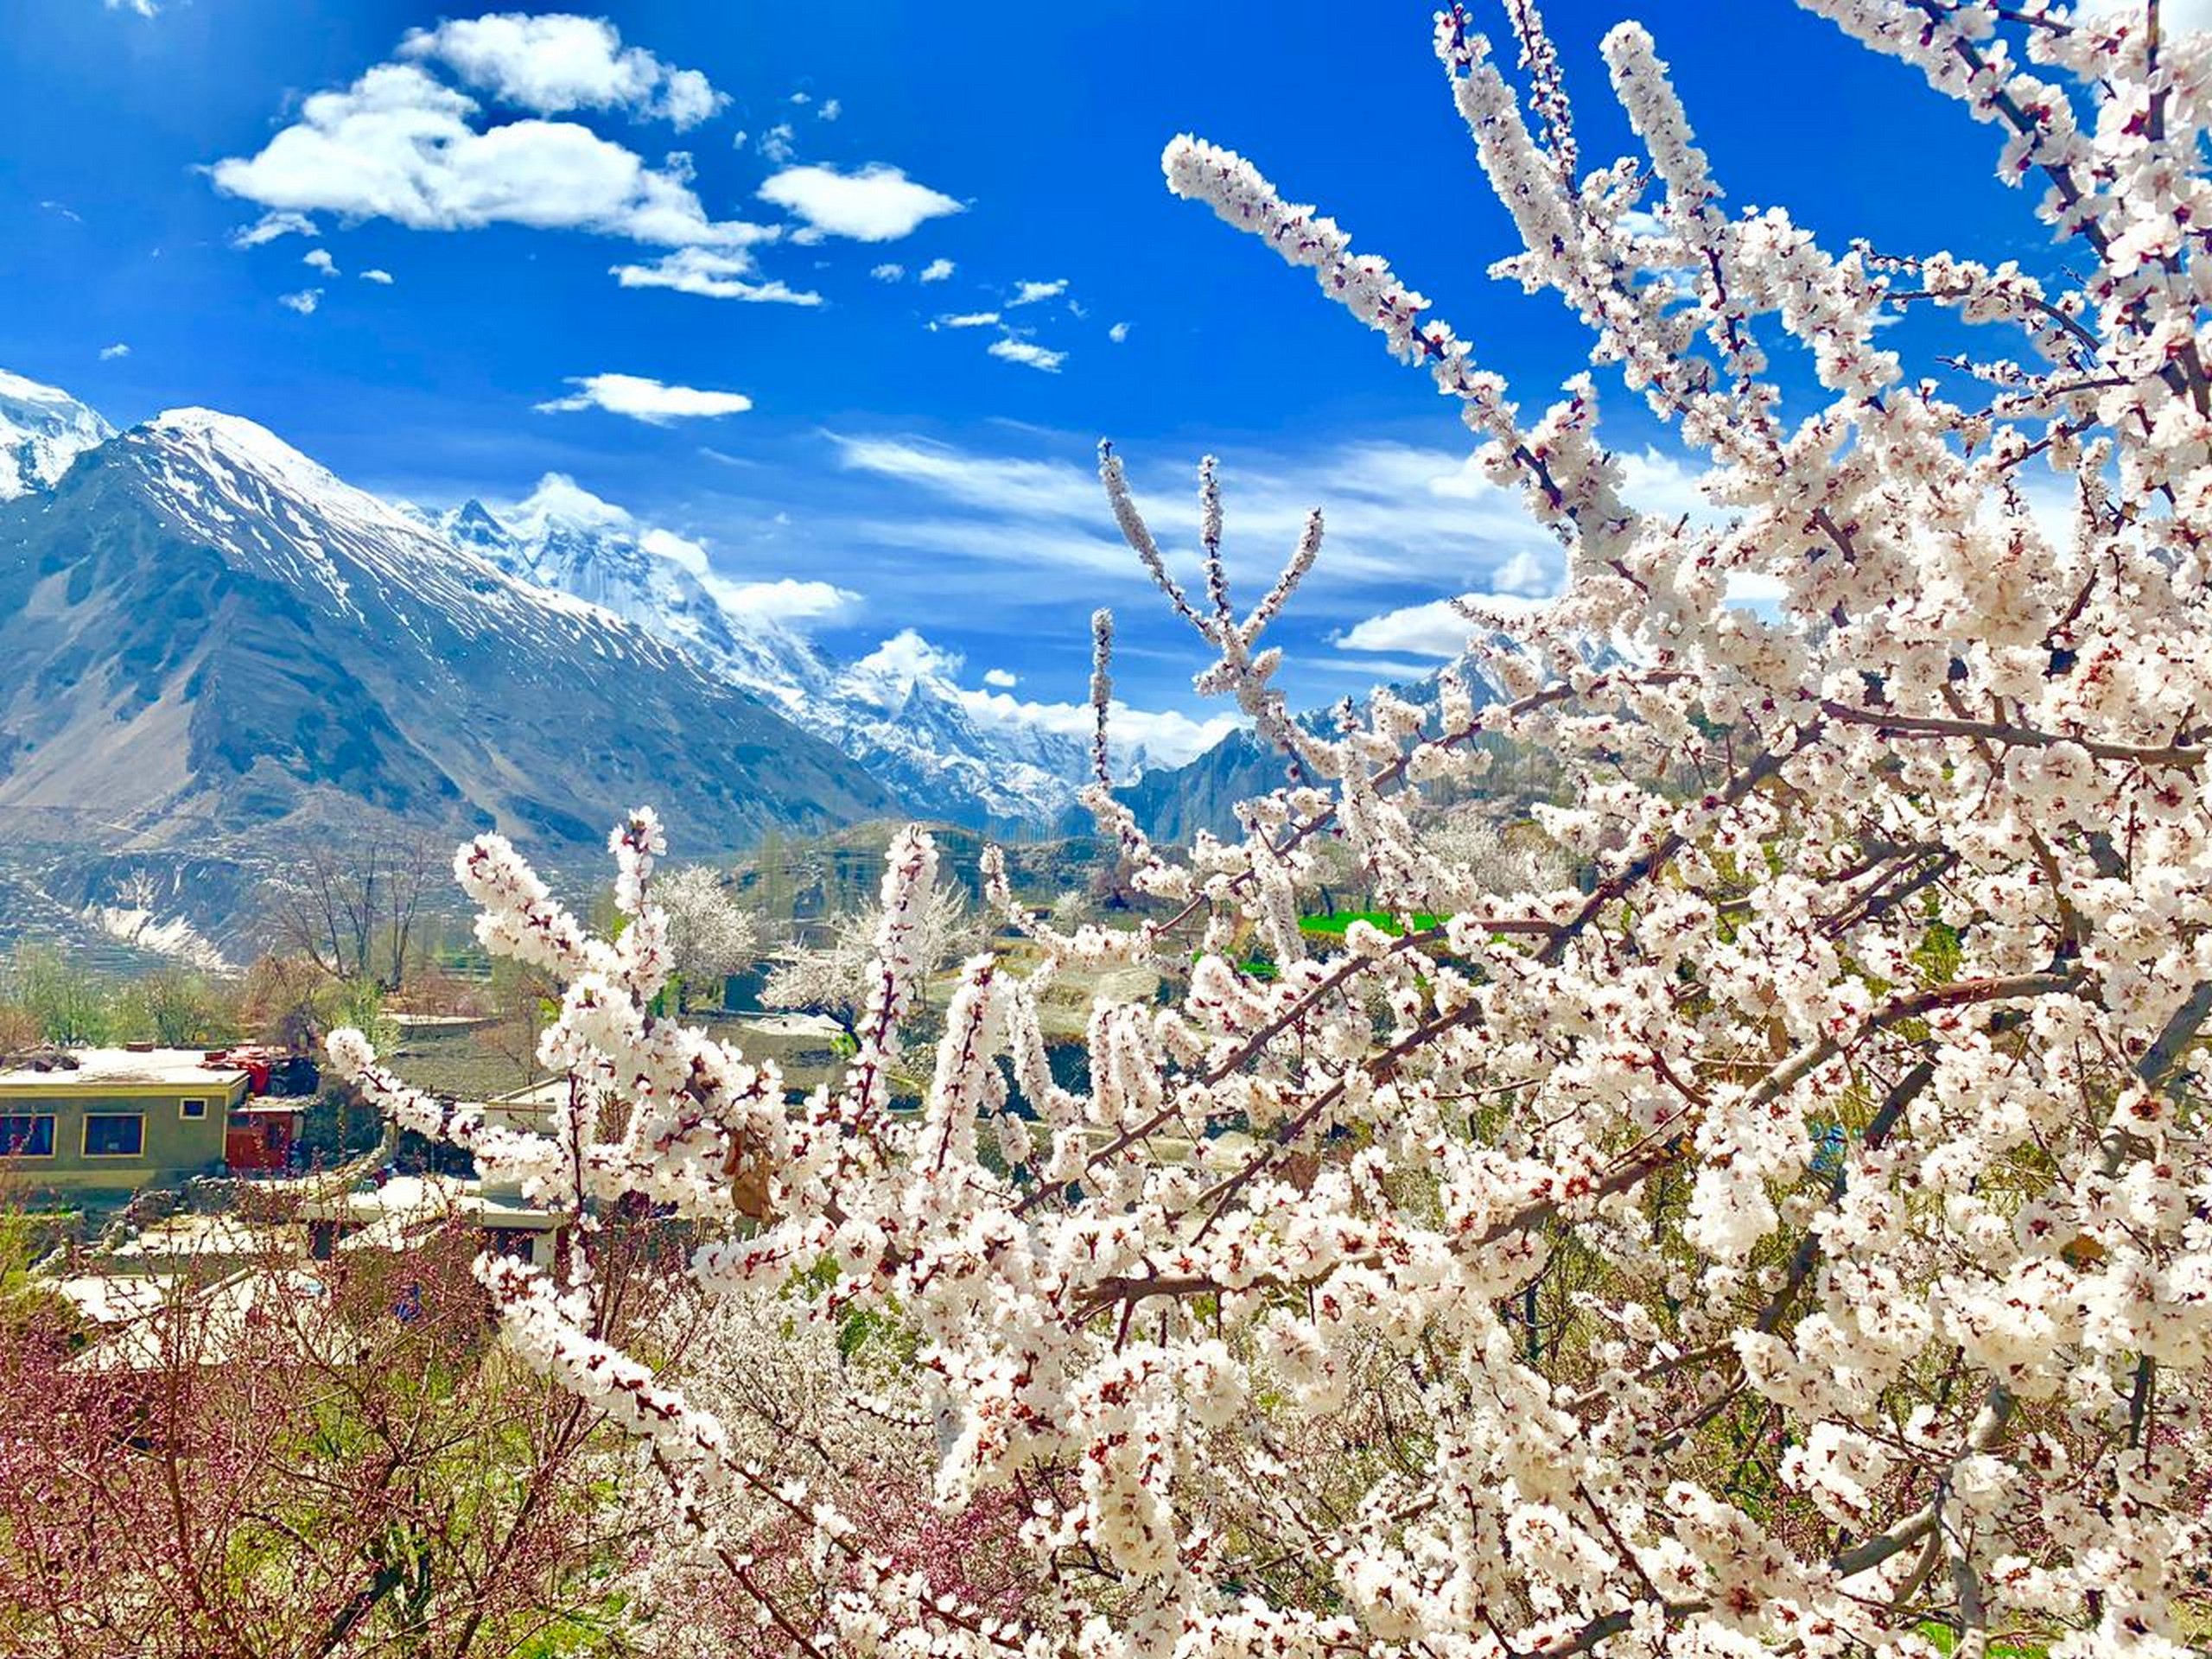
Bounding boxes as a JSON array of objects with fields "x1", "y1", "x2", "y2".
[{"x1": 0, "y1": 0, "x2": 2052, "y2": 754}]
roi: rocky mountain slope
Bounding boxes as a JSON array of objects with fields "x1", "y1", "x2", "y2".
[{"x1": 0, "y1": 402, "x2": 897, "y2": 863}]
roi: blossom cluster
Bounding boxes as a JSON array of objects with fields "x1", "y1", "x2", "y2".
[{"x1": 333, "y1": 3, "x2": 2212, "y2": 1654}]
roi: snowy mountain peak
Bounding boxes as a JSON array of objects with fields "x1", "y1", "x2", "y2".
[
  {"x1": 105, "y1": 410, "x2": 659, "y2": 663},
  {"x1": 144, "y1": 407, "x2": 362, "y2": 501},
  {"x1": 0, "y1": 368, "x2": 114, "y2": 501},
  {"x1": 438, "y1": 482, "x2": 836, "y2": 713},
  {"x1": 446, "y1": 498, "x2": 512, "y2": 543}
]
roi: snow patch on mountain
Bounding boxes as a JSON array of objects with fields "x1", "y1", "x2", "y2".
[{"x1": 83, "y1": 903, "x2": 231, "y2": 972}]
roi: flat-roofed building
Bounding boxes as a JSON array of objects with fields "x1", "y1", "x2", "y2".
[{"x1": 0, "y1": 1048, "x2": 251, "y2": 1194}]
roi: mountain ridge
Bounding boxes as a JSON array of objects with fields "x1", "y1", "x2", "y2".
[{"x1": 0, "y1": 397, "x2": 898, "y2": 861}]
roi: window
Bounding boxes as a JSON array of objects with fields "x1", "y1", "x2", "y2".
[
  {"x1": 180, "y1": 1096, "x2": 208, "y2": 1120},
  {"x1": 82, "y1": 1114, "x2": 146, "y2": 1159},
  {"x1": 0, "y1": 1115, "x2": 55, "y2": 1159}
]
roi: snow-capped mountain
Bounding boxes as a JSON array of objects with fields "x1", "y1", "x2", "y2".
[
  {"x1": 445, "y1": 483, "x2": 1098, "y2": 826},
  {"x1": 824, "y1": 632, "x2": 1091, "y2": 825},
  {"x1": 0, "y1": 370, "x2": 113, "y2": 501},
  {"x1": 442, "y1": 476, "x2": 835, "y2": 713},
  {"x1": 0, "y1": 391, "x2": 896, "y2": 854}
]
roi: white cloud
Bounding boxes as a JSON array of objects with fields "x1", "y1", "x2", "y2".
[
  {"x1": 988, "y1": 336, "x2": 1065, "y2": 373},
  {"x1": 1616, "y1": 446, "x2": 1721, "y2": 524},
  {"x1": 105, "y1": 0, "x2": 157, "y2": 16},
  {"x1": 1491, "y1": 546, "x2": 1554, "y2": 597},
  {"x1": 758, "y1": 162, "x2": 962, "y2": 243},
  {"x1": 279, "y1": 288, "x2": 324, "y2": 315},
  {"x1": 39, "y1": 200, "x2": 83, "y2": 222},
  {"x1": 788, "y1": 91, "x2": 811, "y2": 105},
  {"x1": 536, "y1": 372, "x2": 753, "y2": 423},
  {"x1": 1724, "y1": 571, "x2": 1788, "y2": 607},
  {"x1": 657, "y1": 70, "x2": 720, "y2": 129},
  {"x1": 818, "y1": 98, "x2": 842, "y2": 121},
  {"x1": 507, "y1": 470, "x2": 631, "y2": 532},
  {"x1": 1108, "y1": 321, "x2": 1129, "y2": 343},
  {"x1": 918, "y1": 257, "x2": 954, "y2": 283},
  {"x1": 982, "y1": 667, "x2": 1018, "y2": 689},
  {"x1": 98, "y1": 342, "x2": 130, "y2": 360},
  {"x1": 1336, "y1": 594, "x2": 1545, "y2": 658},
  {"x1": 639, "y1": 525, "x2": 710, "y2": 574},
  {"x1": 756, "y1": 123, "x2": 797, "y2": 164},
  {"x1": 398, "y1": 14, "x2": 724, "y2": 128},
  {"x1": 231, "y1": 210, "x2": 318, "y2": 248},
  {"x1": 956, "y1": 683, "x2": 1237, "y2": 768},
  {"x1": 611, "y1": 248, "x2": 821, "y2": 304},
  {"x1": 1008, "y1": 277, "x2": 1066, "y2": 307},
  {"x1": 845, "y1": 629, "x2": 1232, "y2": 766},
  {"x1": 871, "y1": 262, "x2": 905, "y2": 281},
  {"x1": 931, "y1": 310, "x2": 1000, "y2": 329},
  {"x1": 706, "y1": 576, "x2": 856, "y2": 624},
  {"x1": 853, "y1": 626, "x2": 959, "y2": 682},
  {"x1": 303, "y1": 246, "x2": 338, "y2": 275},
  {"x1": 211, "y1": 63, "x2": 767, "y2": 249},
  {"x1": 360, "y1": 267, "x2": 395, "y2": 283}
]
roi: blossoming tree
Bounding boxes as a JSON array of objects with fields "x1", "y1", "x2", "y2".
[
  {"x1": 334, "y1": 3, "x2": 2212, "y2": 1654},
  {"x1": 655, "y1": 864, "x2": 760, "y2": 1010}
]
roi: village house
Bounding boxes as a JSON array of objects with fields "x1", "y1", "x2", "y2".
[{"x1": 0, "y1": 1048, "x2": 253, "y2": 1195}]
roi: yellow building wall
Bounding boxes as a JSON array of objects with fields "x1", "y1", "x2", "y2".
[{"x1": 0, "y1": 1079, "x2": 248, "y2": 1193}]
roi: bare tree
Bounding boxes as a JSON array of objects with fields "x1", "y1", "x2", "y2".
[{"x1": 271, "y1": 835, "x2": 439, "y2": 992}]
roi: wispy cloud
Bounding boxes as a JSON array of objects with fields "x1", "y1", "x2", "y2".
[
  {"x1": 360, "y1": 268, "x2": 395, "y2": 284},
  {"x1": 231, "y1": 211, "x2": 317, "y2": 249},
  {"x1": 931, "y1": 310, "x2": 1000, "y2": 330},
  {"x1": 279, "y1": 288, "x2": 323, "y2": 315},
  {"x1": 753, "y1": 122, "x2": 798, "y2": 163},
  {"x1": 871, "y1": 262, "x2": 905, "y2": 281},
  {"x1": 988, "y1": 336, "x2": 1065, "y2": 373},
  {"x1": 610, "y1": 248, "x2": 821, "y2": 304},
  {"x1": 303, "y1": 247, "x2": 338, "y2": 276},
  {"x1": 1108, "y1": 321, "x2": 1129, "y2": 343},
  {"x1": 918, "y1": 257, "x2": 954, "y2": 283},
  {"x1": 1008, "y1": 277, "x2": 1067, "y2": 307},
  {"x1": 98, "y1": 342, "x2": 130, "y2": 360},
  {"x1": 537, "y1": 372, "x2": 753, "y2": 423},
  {"x1": 824, "y1": 432, "x2": 1707, "y2": 610}
]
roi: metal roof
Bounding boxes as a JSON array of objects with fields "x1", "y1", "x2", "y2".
[{"x1": 0, "y1": 1046, "x2": 251, "y2": 1093}]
